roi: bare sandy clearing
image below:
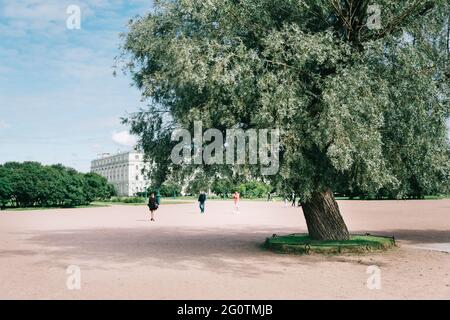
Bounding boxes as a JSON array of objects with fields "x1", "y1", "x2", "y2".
[{"x1": 0, "y1": 200, "x2": 449, "y2": 299}]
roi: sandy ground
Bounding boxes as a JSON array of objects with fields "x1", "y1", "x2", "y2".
[{"x1": 0, "y1": 199, "x2": 449, "y2": 300}]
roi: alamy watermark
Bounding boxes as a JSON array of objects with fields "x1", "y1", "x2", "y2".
[
  {"x1": 366, "y1": 265, "x2": 382, "y2": 290},
  {"x1": 64, "y1": 3, "x2": 380, "y2": 31},
  {"x1": 66, "y1": 5, "x2": 81, "y2": 30},
  {"x1": 367, "y1": 4, "x2": 382, "y2": 30},
  {"x1": 66, "y1": 265, "x2": 81, "y2": 290},
  {"x1": 171, "y1": 121, "x2": 280, "y2": 175}
]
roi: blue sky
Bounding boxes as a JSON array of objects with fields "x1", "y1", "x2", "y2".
[{"x1": 0, "y1": 0, "x2": 153, "y2": 172}]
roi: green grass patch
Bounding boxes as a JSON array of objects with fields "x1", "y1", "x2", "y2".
[
  {"x1": 161, "y1": 199, "x2": 196, "y2": 205},
  {"x1": 264, "y1": 233, "x2": 395, "y2": 255},
  {"x1": 2, "y1": 203, "x2": 109, "y2": 212},
  {"x1": 110, "y1": 196, "x2": 146, "y2": 204},
  {"x1": 158, "y1": 196, "x2": 284, "y2": 202},
  {"x1": 335, "y1": 195, "x2": 450, "y2": 200},
  {"x1": 423, "y1": 195, "x2": 450, "y2": 200},
  {"x1": 92, "y1": 201, "x2": 146, "y2": 206}
]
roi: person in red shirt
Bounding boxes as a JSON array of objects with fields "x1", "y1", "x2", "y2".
[{"x1": 233, "y1": 191, "x2": 240, "y2": 214}]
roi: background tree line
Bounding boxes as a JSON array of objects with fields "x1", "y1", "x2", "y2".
[
  {"x1": 153, "y1": 174, "x2": 273, "y2": 199},
  {"x1": 155, "y1": 174, "x2": 448, "y2": 200},
  {"x1": 0, "y1": 162, "x2": 116, "y2": 209},
  {"x1": 146, "y1": 174, "x2": 273, "y2": 199}
]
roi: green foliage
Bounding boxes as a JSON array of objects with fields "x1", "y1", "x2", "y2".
[
  {"x1": 210, "y1": 178, "x2": 271, "y2": 198},
  {"x1": 159, "y1": 181, "x2": 182, "y2": 197},
  {"x1": 237, "y1": 181, "x2": 272, "y2": 199},
  {"x1": 120, "y1": 0, "x2": 450, "y2": 202},
  {"x1": 211, "y1": 178, "x2": 236, "y2": 198},
  {"x1": 185, "y1": 171, "x2": 211, "y2": 195},
  {"x1": 0, "y1": 162, "x2": 115, "y2": 208},
  {"x1": 111, "y1": 196, "x2": 146, "y2": 204},
  {"x1": 84, "y1": 172, "x2": 116, "y2": 203},
  {"x1": 0, "y1": 166, "x2": 12, "y2": 207}
]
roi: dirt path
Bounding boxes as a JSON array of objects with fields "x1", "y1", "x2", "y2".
[{"x1": 0, "y1": 200, "x2": 449, "y2": 299}]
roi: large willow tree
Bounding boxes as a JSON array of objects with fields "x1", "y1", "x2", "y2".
[{"x1": 120, "y1": 0, "x2": 450, "y2": 240}]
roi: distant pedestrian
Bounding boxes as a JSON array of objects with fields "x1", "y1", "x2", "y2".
[
  {"x1": 156, "y1": 190, "x2": 161, "y2": 205},
  {"x1": 291, "y1": 192, "x2": 296, "y2": 207},
  {"x1": 233, "y1": 191, "x2": 240, "y2": 214},
  {"x1": 284, "y1": 196, "x2": 289, "y2": 207},
  {"x1": 267, "y1": 192, "x2": 271, "y2": 201},
  {"x1": 148, "y1": 193, "x2": 159, "y2": 222},
  {"x1": 198, "y1": 191, "x2": 207, "y2": 214}
]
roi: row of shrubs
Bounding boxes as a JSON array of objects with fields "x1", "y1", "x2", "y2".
[
  {"x1": 110, "y1": 196, "x2": 146, "y2": 203},
  {"x1": 0, "y1": 162, "x2": 116, "y2": 208}
]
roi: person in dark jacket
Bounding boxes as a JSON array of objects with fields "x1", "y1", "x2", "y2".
[
  {"x1": 156, "y1": 190, "x2": 161, "y2": 205},
  {"x1": 148, "y1": 193, "x2": 159, "y2": 221},
  {"x1": 198, "y1": 191, "x2": 206, "y2": 214}
]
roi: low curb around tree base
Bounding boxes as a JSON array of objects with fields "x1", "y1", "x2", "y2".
[{"x1": 264, "y1": 233, "x2": 396, "y2": 255}]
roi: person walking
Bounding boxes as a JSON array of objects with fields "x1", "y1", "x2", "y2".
[
  {"x1": 198, "y1": 191, "x2": 207, "y2": 214},
  {"x1": 156, "y1": 190, "x2": 161, "y2": 205},
  {"x1": 284, "y1": 195, "x2": 289, "y2": 207},
  {"x1": 233, "y1": 191, "x2": 240, "y2": 214},
  {"x1": 291, "y1": 192, "x2": 296, "y2": 207},
  {"x1": 148, "y1": 193, "x2": 159, "y2": 222}
]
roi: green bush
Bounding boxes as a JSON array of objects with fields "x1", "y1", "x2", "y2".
[
  {"x1": 159, "y1": 182, "x2": 182, "y2": 197},
  {"x1": 211, "y1": 178, "x2": 236, "y2": 198},
  {"x1": 0, "y1": 162, "x2": 115, "y2": 208},
  {"x1": 111, "y1": 197, "x2": 146, "y2": 204},
  {"x1": 238, "y1": 181, "x2": 272, "y2": 199}
]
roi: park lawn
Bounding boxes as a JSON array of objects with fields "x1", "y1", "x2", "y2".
[
  {"x1": 92, "y1": 198, "x2": 196, "y2": 206},
  {"x1": 334, "y1": 195, "x2": 450, "y2": 200},
  {"x1": 160, "y1": 196, "x2": 284, "y2": 202},
  {"x1": 4, "y1": 195, "x2": 448, "y2": 212},
  {"x1": 161, "y1": 199, "x2": 196, "y2": 204},
  {"x1": 423, "y1": 195, "x2": 450, "y2": 200},
  {"x1": 2, "y1": 203, "x2": 109, "y2": 212}
]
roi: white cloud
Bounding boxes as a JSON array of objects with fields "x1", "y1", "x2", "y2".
[
  {"x1": 112, "y1": 130, "x2": 136, "y2": 147},
  {"x1": 2, "y1": 1, "x2": 65, "y2": 20},
  {"x1": 0, "y1": 120, "x2": 10, "y2": 129}
]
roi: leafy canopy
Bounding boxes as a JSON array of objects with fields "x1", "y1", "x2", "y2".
[
  {"x1": 0, "y1": 162, "x2": 115, "y2": 208},
  {"x1": 120, "y1": 0, "x2": 449, "y2": 200}
]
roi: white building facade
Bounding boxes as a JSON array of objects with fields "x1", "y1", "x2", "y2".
[{"x1": 91, "y1": 151, "x2": 150, "y2": 196}]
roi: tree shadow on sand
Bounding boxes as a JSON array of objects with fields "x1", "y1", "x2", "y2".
[
  {"x1": 15, "y1": 226, "x2": 309, "y2": 276},
  {"x1": 3, "y1": 227, "x2": 449, "y2": 276},
  {"x1": 362, "y1": 229, "x2": 450, "y2": 244}
]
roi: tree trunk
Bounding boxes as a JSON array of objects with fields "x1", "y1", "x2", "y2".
[{"x1": 301, "y1": 189, "x2": 350, "y2": 241}]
